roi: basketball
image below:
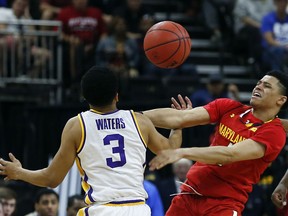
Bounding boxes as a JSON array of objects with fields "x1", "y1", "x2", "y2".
[{"x1": 143, "y1": 21, "x2": 191, "y2": 69}]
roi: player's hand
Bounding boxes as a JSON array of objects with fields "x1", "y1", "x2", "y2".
[
  {"x1": 171, "y1": 94, "x2": 193, "y2": 110},
  {"x1": 149, "y1": 149, "x2": 181, "y2": 171},
  {"x1": 271, "y1": 183, "x2": 287, "y2": 209},
  {"x1": 0, "y1": 153, "x2": 22, "y2": 181}
]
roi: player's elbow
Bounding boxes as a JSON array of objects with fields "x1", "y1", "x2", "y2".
[
  {"x1": 43, "y1": 177, "x2": 59, "y2": 188},
  {"x1": 42, "y1": 169, "x2": 62, "y2": 188}
]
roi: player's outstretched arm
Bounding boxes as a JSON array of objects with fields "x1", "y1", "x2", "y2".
[
  {"x1": 271, "y1": 169, "x2": 288, "y2": 209},
  {"x1": 143, "y1": 101, "x2": 210, "y2": 130},
  {"x1": 0, "y1": 116, "x2": 81, "y2": 188},
  {"x1": 135, "y1": 112, "x2": 182, "y2": 154},
  {"x1": 149, "y1": 138, "x2": 266, "y2": 171}
]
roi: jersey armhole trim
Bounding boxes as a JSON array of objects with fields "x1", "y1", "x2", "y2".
[
  {"x1": 77, "y1": 113, "x2": 86, "y2": 154},
  {"x1": 130, "y1": 110, "x2": 148, "y2": 148}
]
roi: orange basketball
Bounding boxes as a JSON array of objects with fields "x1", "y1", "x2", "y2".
[{"x1": 143, "y1": 21, "x2": 191, "y2": 69}]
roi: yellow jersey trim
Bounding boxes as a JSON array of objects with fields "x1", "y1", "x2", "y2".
[
  {"x1": 104, "y1": 201, "x2": 145, "y2": 206},
  {"x1": 131, "y1": 110, "x2": 147, "y2": 148},
  {"x1": 77, "y1": 114, "x2": 85, "y2": 153}
]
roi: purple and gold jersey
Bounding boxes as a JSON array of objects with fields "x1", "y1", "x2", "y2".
[{"x1": 76, "y1": 109, "x2": 148, "y2": 206}]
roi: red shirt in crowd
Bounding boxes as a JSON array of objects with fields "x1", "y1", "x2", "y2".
[{"x1": 57, "y1": 6, "x2": 106, "y2": 44}]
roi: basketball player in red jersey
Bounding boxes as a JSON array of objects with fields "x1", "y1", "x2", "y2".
[{"x1": 144, "y1": 70, "x2": 288, "y2": 216}]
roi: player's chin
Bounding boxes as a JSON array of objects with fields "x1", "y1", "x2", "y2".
[{"x1": 250, "y1": 96, "x2": 260, "y2": 105}]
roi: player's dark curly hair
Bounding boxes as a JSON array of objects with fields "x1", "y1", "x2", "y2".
[
  {"x1": 81, "y1": 66, "x2": 118, "y2": 107},
  {"x1": 266, "y1": 70, "x2": 288, "y2": 110}
]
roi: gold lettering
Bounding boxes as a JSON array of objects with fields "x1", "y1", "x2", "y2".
[
  {"x1": 227, "y1": 129, "x2": 235, "y2": 140},
  {"x1": 221, "y1": 126, "x2": 227, "y2": 136},
  {"x1": 232, "y1": 134, "x2": 239, "y2": 143},
  {"x1": 218, "y1": 123, "x2": 246, "y2": 144}
]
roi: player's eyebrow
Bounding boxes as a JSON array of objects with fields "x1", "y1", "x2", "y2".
[{"x1": 257, "y1": 80, "x2": 272, "y2": 87}]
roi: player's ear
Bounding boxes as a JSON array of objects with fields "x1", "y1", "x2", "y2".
[
  {"x1": 115, "y1": 93, "x2": 119, "y2": 102},
  {"x1": 278, "y1": 95, "x2": 287, "y2": 107}
]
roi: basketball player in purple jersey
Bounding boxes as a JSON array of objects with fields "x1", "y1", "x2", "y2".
[{"x1": 0, "y1": 66, "x2": 182, "y2": 216}]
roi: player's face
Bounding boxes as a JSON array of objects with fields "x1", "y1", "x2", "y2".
[
  {"x1": 73, "y1": 0, "x2": 88, "y2": 10},
  {"x1": 250, "y1": 75, "x2": 286, "y2": 109},
  {"x1": 35, "y1": 194, "x2": 59, "y2": 216},
  {"x1": 12, "y1": 0, "x2": 27, "y2": 18},
  {"x1": 67, "y1": 199, "x2": 86, "y2": 216}
]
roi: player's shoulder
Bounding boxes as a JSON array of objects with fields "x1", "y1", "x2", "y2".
[
  {"x1": 65, "y1": 116, "x2": 81, "y2": 130},
  {"x1": 133, "y1": 111, "x2": 153, "y2": 126}
]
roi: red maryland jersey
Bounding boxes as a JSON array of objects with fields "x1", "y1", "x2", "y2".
[{"x1": 185, "y1": 98, "x2": 286, "y2": 207}]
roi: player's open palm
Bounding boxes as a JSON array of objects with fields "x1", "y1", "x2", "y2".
[
  {"x1": 149, "y1": 149, "x2": 181, "y2": 171},
  {"x1": 0, "y1": 153, "x2": 22, "y2": 181}
]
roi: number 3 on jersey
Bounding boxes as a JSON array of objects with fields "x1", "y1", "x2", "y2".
[{"x1": 104, "y1": 134, "x2": 127, "y2": 168}]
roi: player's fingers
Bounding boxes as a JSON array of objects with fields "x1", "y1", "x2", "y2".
[
  {"x1": 0, "y1": 165, "x2": 6, "y2": 175},
  {"x1": 9, "y1": 153, "x2": 18, "y2": 162},
  {"x1": 185, "y1": 96, "x2": 193, "y2": 109},
  {"x1": 283, "y1": 194, "x2": 287, "y2": 206},
  {"x1": 0, "y1": 158, "x2": 7, "y2": 166},
  {"x1": 149, "y1": 157, "x2": 163, "y2": 170},
  {"x1": 4, "y1": 176, "x2": 10, "y2": 181},
  {"x1": 272, "y1": 193, "x2": 284, "y2": 208},
  {"x1": 171, "y1": 97, "x2": 181, "y2": 109},
  {"x1": 177, "y1": 94, "x2": 186, "y2": 109}
]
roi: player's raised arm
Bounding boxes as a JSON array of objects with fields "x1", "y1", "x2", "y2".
[
  {"x1": 135, "y1": 112, "x2": 182, "y2": 154},
  {"x1": 143, "y1": 104, "x2": 210, "y2": 130},
  {"x1": 0, "y1": 116, "x2": 80, "y2": 188}
]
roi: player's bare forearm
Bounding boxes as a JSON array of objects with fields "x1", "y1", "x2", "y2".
[
  {"x1": 150, "y1": 146, "x2": 234, "y2": 171},
  {"x1": 143, "y1": 108, "x2": 183, "y2": 129},
  {"x1": 179, "y1": 146, "x2": 234, "y2": 165},
  {"x1": 143, "y1": 107, "x2": 210, "y2": 129},
  {"x1": 168, "y1": 129, "x2": 182, "y2": 149},
  {"x1": 150, "y1": 139, "x2": 265, "y2": 170},
  {"x1": 11, "y1": 168, "x2": 59, "y2": 188}
]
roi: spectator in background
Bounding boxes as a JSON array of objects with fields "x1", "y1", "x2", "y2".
[
  {"x1": 261, "y1": 0, "x2": 288, "y2": 72},
  {"x1": 0, "y1": 187, "x2": 17, "y2": 216},
  {"x1": 202, "y1": 0, "x2": 236, "y2": 44},
  {"x1": 113, "y1": 0, "x2": 153, "y2": 39},
  {"x1": 39, "y1": 0, "x2": 71, "y2": 21},
  {"x1": 157, "y1": 159, "x2": 192, "y2": 212},
  {"x1": 57, "y1": 0, "x2": 106, "y2": 92},
  {"x1": 25, "y1": 188, "x2": 59, "y2": 216},
  {"x1": 144, "y1": 180, "x2": 165, "y2": 216},
  {"x1": 233, "y1": 0, "x2": 274, "y2": 65},
  {"x1": 66, "y1": 194, "x2": 86, "y2": 216},
  {"x1": 88, "y1": 0, "x2": 124, "y2": 24},
  {"x1": 0, "y1": 0, "x2": 51, "y2": 78},
  {"x1": 96, "y1": 16, "x2": 139, "y2": 78},
  {"x1": 190, "y1": 73, "x2": 240, "y2": 107},
  {"x1": 189, "y1": 73, "x2": 240, "y2": 147}
]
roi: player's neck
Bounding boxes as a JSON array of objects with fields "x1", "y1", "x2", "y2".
[
  {"x1": 251, "y1": 108, "x2": 277, "y2": 122},
  {"x1": 90, "y1": 105, "x2": 118, "y2": 113}
]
